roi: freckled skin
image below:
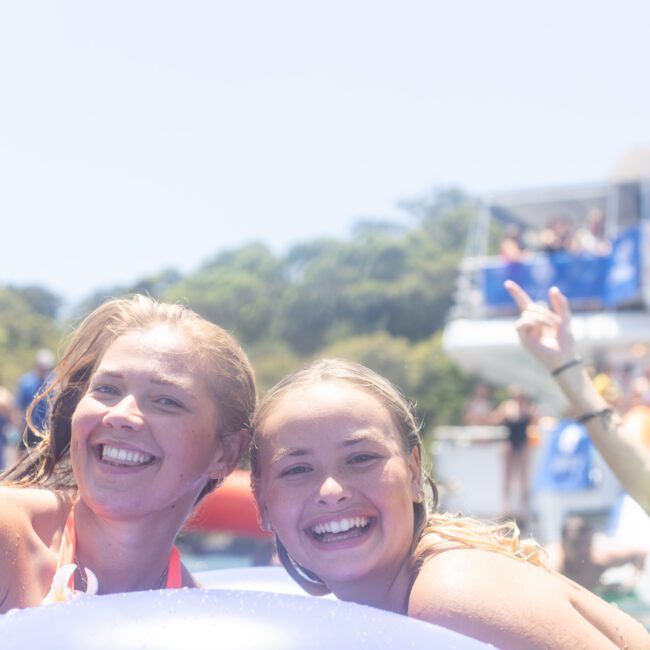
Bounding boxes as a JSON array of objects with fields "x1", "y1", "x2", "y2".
[
  {"x1": 0, "y1": 488, "x2": 74, "y2": 611},
  {"x1": 0, "y1": 326, "x2": 248, "y2": 610},
  {"x1": 70, "y1": 328, "x2": 225, "y2": 522}
]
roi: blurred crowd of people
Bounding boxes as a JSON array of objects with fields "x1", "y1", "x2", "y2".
[
  {"x1": 460, "y1": 360, "x2": 650, "y2": 599},
  {"x1": 499, "y1": 208, "x2": 612, "y2": 264},
  {"x1": 592, "y1": 360, "x2": 650, "y2": 417},
  {"x1": 462, "y1": 352, "x2": 650, "y2": 595}
]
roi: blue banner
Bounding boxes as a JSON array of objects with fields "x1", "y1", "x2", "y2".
[
  {"x1": 483, "y1": 225, "x2": 642, "y2": 310},
  {"x1": 604, "y1": 225, "x2": 642, "y2": 306},
  {"x1": 533, "y1": 420, "x2": 594, "y2": 492}
]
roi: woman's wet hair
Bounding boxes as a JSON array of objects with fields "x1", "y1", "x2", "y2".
[{"x1": 1, "y1": 294, "x2": 256, "y2": 501}]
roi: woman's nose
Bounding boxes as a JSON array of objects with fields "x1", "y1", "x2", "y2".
[
  {"x1": 317, "y1": 475, "x2": 351, "y2": 505},
  {"x1": 103, "y1": 395, "x2": 144, "y2": 430}
]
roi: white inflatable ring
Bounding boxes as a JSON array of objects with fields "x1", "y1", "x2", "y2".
[
  {"x1": 195, "y1": 566, "x2": 333, "y2": 595},
  {"x1": 1, "y1": 568, "x2": 492, "y2": 649}
]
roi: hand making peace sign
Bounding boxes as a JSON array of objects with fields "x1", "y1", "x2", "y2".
[{"x1": 504, "y1": 280, "x2": 579, "y2": 373}]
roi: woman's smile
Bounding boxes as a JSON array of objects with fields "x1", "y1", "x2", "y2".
[
  {"x1": 95, "y1": 442, "x2": 158, "y2": 469},
  {"x1": 310, "y1": 514, "x2": 372, "y2": 538}
]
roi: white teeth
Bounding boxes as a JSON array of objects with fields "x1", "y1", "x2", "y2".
[
  {"x1": 312, "y1": 516, "x2": 370, "y2": 535},
  {"x1": 101, "y1": 445, "x2": 153, "y2": 465}
]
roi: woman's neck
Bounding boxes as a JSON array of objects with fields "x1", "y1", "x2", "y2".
[
  {"x1": 327, "y1": 559, "x2": 415, "y2": 615},
  {"x1": 72, "y1": 499, "x2": 183, "y2": 594}
]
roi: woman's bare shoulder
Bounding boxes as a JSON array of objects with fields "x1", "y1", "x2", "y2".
[
  {"x1": 408, "y1": 547, "x2": 647, "y2": 649},
  {"x1": 411, "y1": 547, "x2": 547, "y2": 610},
  {"x1": 0, "y1": 486, "x2": 72, "y2": 543},
  {"x1": 0, "y1": 487, "x2": 72, "y2": 612},
  {"x1": 0, "y1": 485, "x2": 71, "y2": 516}
]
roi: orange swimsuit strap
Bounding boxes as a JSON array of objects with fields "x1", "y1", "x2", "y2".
[{"x1": 59, "y1": 505, "x2": 182, "y2": 590}]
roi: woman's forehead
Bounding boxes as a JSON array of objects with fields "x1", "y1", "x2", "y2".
[
  {"x1": 113, "y1": 325, "x2": 194, "y2": 352},
  {"x1": 261, "y1": 382, "x2": 401, "y2": 440},
  {"x1": 271, "y1": 381, "x2": 384, "y2": 414},
  {"x1": 99, "y1": 327, "x2": 203, "y2": 376}
]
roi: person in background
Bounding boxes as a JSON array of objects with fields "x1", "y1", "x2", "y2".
[
  {"x1": 0, "y1": 385, "x2": 17, "y2": 470},
  {"x1": 506, "y1": 279, "x2": 650, "y2": 514},
  {"x1": 499, "y1": 224, "x2": 527, "y2": 263},
  {"x1": 591, "y1": 366, "x2": 623, "y2": 411},
  {"x1": 499, "y1": 223, "x2": 531, "y2": 293},
  {"x1": 462, "y1": 382, "x2": 494, "y2": 426},
  {"x1": 547, "y1": 515, "x2": 647, "y2": 594},
  {"x1": 618, "y1": 376, "x2": 650, "y2": 452},
  {"x1": 611, "y1": 363, "x2": 636, "y2": 411},
  {"x1": 485, "y1": 384, "x2": 539, "y2": 519},
  {"x1": 570, "y1": 208, "x2": 611, "y2": 256},
  {"x1": 538, "y1": 216, "x2": 574, "y2": 255},
  {"x1": 15, "y1": 348, "x2": 55, "y2": 453},
  {"x1": 250, "y1": 358, "x2": 648, "y2": 649}
]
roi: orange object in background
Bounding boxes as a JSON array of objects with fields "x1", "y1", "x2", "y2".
[
  {"x1": 622, "y1": 405, "x2": 650, "y2": 448},
  {"x1": 527, "y1": 427, "x2": 540, "y2": 446},
  {"x1": 184, "y1": 469, "x2": 270, "y2": 538}
]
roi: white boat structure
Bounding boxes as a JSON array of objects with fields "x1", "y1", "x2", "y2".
[
  {"x1": 443, "y1": 176, "x2": 650, "y2": 412},
  {"x1": 434, "y1": 170, "x2": 650, "y2": 547}
]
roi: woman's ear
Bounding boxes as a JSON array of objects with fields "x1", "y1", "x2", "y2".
[
  {"x1": 207, "y1": 429, "x2": 252, "y2": 479},
  {"x1": 251, "y1": 475, "x2": 272, "y2": 532},
  {"x1": 408, "y1": 446, "x2": 423, "y2": 502}
]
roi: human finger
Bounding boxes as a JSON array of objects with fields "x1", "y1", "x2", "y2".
[
  {"x1": 549, "y1": 286, "x2": 572, "y2": 321},
  {"x1": 504, "y1": 280, "x2": 533, "y2": 311}
]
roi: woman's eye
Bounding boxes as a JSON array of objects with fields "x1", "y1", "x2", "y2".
[
  {"x1": 349, "y1": 453, "x2": 378, "y2": 464},
  {"x1": 155, "y1": 396, "x2": 184, "y2": 409},
  {"x1": 279, "y1": 465, "x2": 310, "y2": 478},
  {"x1": 93, "y1": 384, "x2": 119, "y2": 397}
]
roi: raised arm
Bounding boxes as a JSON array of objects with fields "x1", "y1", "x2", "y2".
[{"x1": 505, "y1": 280, "x2": 650, "y2": 513}]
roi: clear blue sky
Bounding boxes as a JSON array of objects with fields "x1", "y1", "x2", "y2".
[{"x1": 1, "y1": 1, "x2": 649, "y2": 307}]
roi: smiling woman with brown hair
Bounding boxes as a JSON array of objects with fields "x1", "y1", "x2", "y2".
[{"x1": 0, "y1": 294, "x2": 256, "y2": 612}]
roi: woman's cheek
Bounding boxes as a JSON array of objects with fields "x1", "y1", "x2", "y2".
[{"x1": 270, "y1": 486, "x2": 299, "y2": 526}]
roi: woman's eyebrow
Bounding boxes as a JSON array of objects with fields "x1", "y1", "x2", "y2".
[
  {"x1": 92, "y1": 369, "x2": 122, "y2": 378},
  {"x1": 341, "y1": 432, "x2": 381, "y2": 447},
  {"x1": 151, "y1": 378, "x2": 199, "y2": 400},
  {"x1": 268, "y1": 431, "x2": 384, "y2": 463},
  {"x1": 269, "y1": 447, "x2": 309, "y2": 464}
]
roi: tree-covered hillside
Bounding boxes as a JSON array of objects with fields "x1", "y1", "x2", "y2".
[
  {"x1": 0, "y1": 286, "x2": 63, "y2": 389},
  {"x1": 1, "y1": 189, "x2": 481, "y2": 439}
]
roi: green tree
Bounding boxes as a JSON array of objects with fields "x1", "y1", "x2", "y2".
[
  {"x1": 163, "y1": 244, "x2": 285, "y2": 344},
  {"x1": 275, "y1": 240, "x2": 361, "y2": 354},
  {"x1": 0, "y1": 288, "x2": 62, "y2": 387},
  {"x1": 10, "y1": 285, "x2": 62, "y2": 319},
  {"x1": 318, "y1": 331, "x2": 413, "y2": 392}
]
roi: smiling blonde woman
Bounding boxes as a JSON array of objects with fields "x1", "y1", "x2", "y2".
[{"x1": 250, "y1": 358, "x2": 648, "y2": 649}]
